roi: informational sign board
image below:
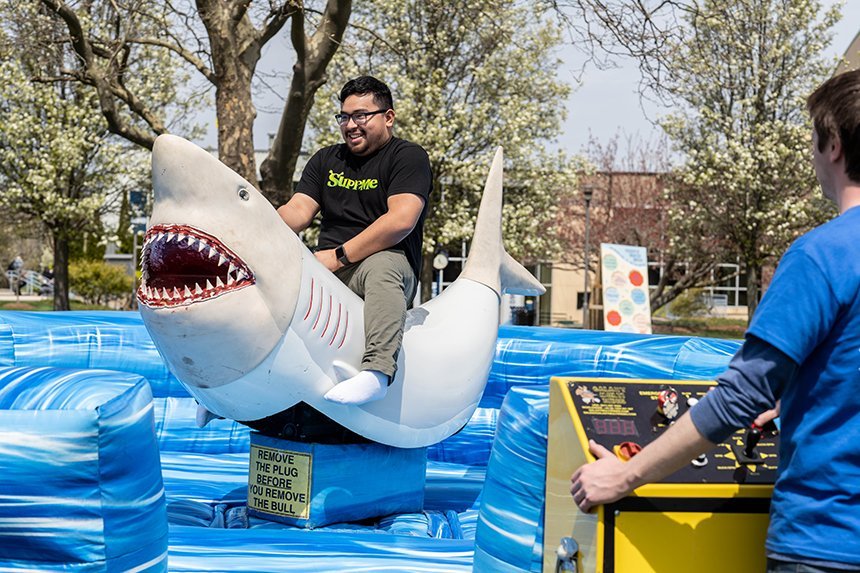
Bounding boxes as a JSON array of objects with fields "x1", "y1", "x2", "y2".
[
  {"x1": 246, "y1": 432, "x2": 426, "y2": 528},
  {"x1": 599, "y1": 243, "x2": 652, "y2": 334},
  {"x1": 248, "y1": 444, "x2": 312, "y2": 519}
]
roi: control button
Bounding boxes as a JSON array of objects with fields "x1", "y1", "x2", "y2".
[
  {"x1": 657, "y1": 387, "x2": 680, "y2": 420},
  {"x1": 613, "y1": 441, "x2": 642, "y2": 461},
  {"x1": 687, "y1": 397, "x2": 699, "y2": 407},
  {"x1": 691, "y1": 453, "x2": 708, "y2": 467}
]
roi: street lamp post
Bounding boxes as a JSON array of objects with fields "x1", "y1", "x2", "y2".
[{"x1": 582, "y1": 184, "x2": 594, "y2": 329}]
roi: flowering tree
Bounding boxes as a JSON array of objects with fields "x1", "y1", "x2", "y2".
[
  {"x1": 660, "y1": 0, "x2": 839, "y2": 319},
  {"x1": 0, "y1": 5, "x2": 151, "y2": 309},
  {"x1": 40, "y1": 0, "x2": 351, "y2": 206},
  {"x1": 547, "y1": 0, "x2": 841, "y2": 318},
  {"x1": 308, "y1": 0, "x2": 580, "y2": 300}
]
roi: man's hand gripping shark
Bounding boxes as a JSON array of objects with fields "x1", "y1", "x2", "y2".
[{"x1": 137, "y1": 135, "x2": 544, "y2": 448}]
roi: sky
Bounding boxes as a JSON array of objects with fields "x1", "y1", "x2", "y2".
[
  {"x1": 556, "y1": 0, "x2": 860, "y2": 158},
  {"x1": 201, "y1": 1, "x2": 860, "y2": 160}
]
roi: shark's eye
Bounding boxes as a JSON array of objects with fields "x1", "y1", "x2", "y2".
[{"x1": 238, "y1": 188, "x2": 250, "y2": 201}]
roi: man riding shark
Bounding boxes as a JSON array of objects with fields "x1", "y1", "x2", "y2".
[{"x1": 137, "y1": 134, "x2": 543, "y2": 448}]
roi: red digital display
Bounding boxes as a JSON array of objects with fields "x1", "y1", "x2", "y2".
[{"x1": 592, "y1": 418, "x2": 638, "y2": 436}]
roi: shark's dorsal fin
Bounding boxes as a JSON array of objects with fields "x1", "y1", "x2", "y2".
[
  {"x1": 501, "y1": 251, "x2": 544, "y2": 295},
  {"x1": 460, "y1": 147, "x2": 546, "y2": 297}
]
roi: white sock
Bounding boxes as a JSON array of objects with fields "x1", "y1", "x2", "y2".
[
  {"x1": 195, "y1": 403, "x2": 223, "y2": 428},
  {"x1": 324, "y1": 370, "x2": 389, "y2": 405}
]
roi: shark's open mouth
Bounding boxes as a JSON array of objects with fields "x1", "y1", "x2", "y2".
[{"x1": 137, "y1": 224, "x2": 255, "y2": 308}]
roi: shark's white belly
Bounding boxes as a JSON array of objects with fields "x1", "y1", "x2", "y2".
[{"x1": 186, "y1": 260, "x2": 499, "y2": 447}]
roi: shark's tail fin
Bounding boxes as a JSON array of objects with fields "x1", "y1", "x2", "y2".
[{"x1": 460, "y1": 147, "x2": 546, "y2": 297}]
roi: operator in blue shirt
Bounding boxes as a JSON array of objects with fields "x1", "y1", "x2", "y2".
[{"x1": 570, "y1": 69, "x2": 860, "y2": 572}]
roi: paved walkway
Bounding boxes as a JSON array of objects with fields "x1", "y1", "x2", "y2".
[{"x1": 0, "y1": 288, "x2": 47, "y2": 302}]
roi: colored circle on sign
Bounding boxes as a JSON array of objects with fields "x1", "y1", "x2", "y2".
[
  {"x1": 612, "y1": 271, "x2": 627, "y2": 288},
  {"x1": 606, "y1": 310, "x2": 622, "y2": 326},
  {"x1": 631, "y1": 289, "x2": 647, "y2": 305},
  {"x1": 619, "y1": 300, "x2": 635, "y2": 316},
  {"x1": 605, "y1": 287, "x2": 621, "y2": 305},
  {"x1": 604, "y1": 255, "x2": 618, "y2": 271},
  {"x1": 629, "y1": 270, "x2": 644, "y2": 287}
]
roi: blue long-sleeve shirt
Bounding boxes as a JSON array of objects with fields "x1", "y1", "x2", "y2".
[{"x1": 689, "y1": 334, "x2": 796, "y2": 443}]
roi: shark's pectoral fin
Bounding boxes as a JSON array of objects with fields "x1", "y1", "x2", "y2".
[
  {"x1": 332, "y1": 360, "x2": 361, "y2": 382},
  {"x1": 500, "y1": 250, "x2": 546, "y2": 295}
]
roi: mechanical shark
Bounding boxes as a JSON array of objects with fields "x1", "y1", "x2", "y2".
[{"x1": 138, "y1": 135, "x2": 544, "y2": 448}]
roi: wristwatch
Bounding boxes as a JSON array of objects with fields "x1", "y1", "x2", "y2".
[{"x1": 335, "y1": 244, "x2": 351, "y2": 265}]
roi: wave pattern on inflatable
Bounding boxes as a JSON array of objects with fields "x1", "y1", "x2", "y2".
[
  {"x1": 0, "y1": 311, "x2": 743, "y2": 572},
  {"x1": 0, "y1": 365, "x2": 168, "y2": 572}
]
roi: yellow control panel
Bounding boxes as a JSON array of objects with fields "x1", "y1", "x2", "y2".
[{"x1": 544, "y1": 377, "x2": 778, "y2": 573}]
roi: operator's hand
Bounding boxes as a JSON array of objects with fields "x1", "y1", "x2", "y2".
[
  {"x1": 570, "y1": 440, "x2": 634, "y2": 513},
  {"x1": 753, "y1": 399, "x2": 780, "y2": 428},
  {"x1": 314, "y1": 249, "x2": 343, "y2": 272}
]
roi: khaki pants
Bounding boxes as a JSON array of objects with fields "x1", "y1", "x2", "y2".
[{"x1": 334, "y1": 250, "x2": 416, "y2": 379}]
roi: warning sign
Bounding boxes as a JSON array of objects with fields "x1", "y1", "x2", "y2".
[{"x1": 247, "y1": 444, "x2": 312, "y2": 519}]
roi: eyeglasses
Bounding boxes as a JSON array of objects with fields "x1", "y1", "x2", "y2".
[{"x1": 334, "y1": 109, "x2": 388, "y2": 126}]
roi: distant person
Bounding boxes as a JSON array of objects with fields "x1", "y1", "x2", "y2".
[
  {"x1": 7, "y1": 256, "x2": 22, "y2": 272},
  {"x1": 570, "y1": 69, "x2": 860, "y2": 572},
  {"x1": 6, "y1": 256, "x2": 23, "y2": 294},
  {"x1": 277, "y1": 75, "x2": 432, "y2": 406}
]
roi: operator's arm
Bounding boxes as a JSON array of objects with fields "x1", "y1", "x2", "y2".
[
  {"x1": 571, "y1": 413, "x2": 714, "y2": 512},
  {"x1": 315, "y1": 193, "x2": 425, "y2": 271},
  {"x1": 570, "y1": 335, "x2": 796, "y2": 512}
]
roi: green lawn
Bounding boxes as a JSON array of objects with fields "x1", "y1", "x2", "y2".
[
  {"x1": 652, "y1": 317, "x2": 747, "y2": 339},
  {"x1": 0, "y1": 299, "x2": 112, "y2": 311}
]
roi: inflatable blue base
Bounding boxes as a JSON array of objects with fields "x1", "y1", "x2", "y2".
[{"x1": 0, "y1": 311, "x2": 740, "y2": 571}]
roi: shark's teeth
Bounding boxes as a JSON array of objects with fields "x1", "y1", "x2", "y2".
[{"x1": 137, "y1": 225, "x2": 256, "y2": 308}]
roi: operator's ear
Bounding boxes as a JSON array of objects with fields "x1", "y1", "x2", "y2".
[{"x1": 829, "y1": 134, "x2": 843, "y2": 163}]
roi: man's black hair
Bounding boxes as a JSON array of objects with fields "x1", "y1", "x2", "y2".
[{"x1": 339, "y1": 76, "x2": 394, "y2": 110}]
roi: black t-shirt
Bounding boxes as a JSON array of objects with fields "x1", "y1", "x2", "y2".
[{"x1": 295, "y1": 137, "x2": 432, "y2": 278}]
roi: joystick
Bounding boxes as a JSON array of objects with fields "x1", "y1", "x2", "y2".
[{"x1": 732, "y1": 424, "x2": 763, "y2": 464}]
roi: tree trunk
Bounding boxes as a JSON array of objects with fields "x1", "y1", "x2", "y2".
[
  {"x1": 420, "y1": 253, "x2": 434, "y2": 303},
  {"x1": 197, "y1": 0, "x2": 263, "y2": 189},
  {"x1": 52, "y1": 232, "x2": 70, "y2": 311},
  {"x1": 214, "y1": 77, "x2": 259, "y2": 188},
  {"x1": 259, "y1": 72, "x2": 317, "y2": 205},
  {"x1": 745, "y1": 264, "x2": 760, "y2": 323},
  {"x1": 259, "y1": 0, "x2": 353, "y2": 206}
]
